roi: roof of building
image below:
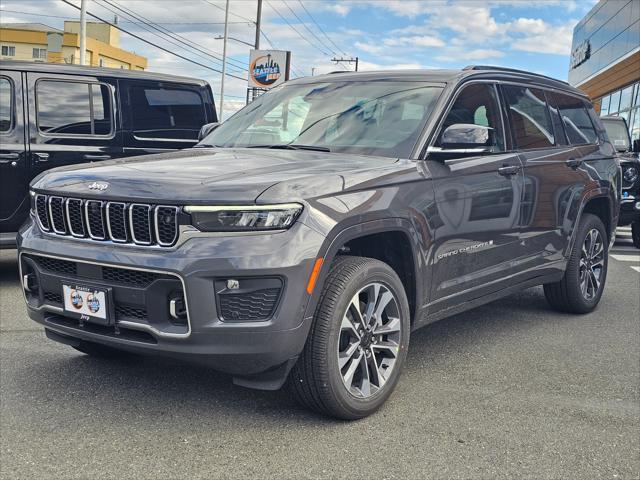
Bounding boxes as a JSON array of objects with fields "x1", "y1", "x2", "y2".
[
  {"x1": 0, "y1": 23, "x2": 63, "y2": 33},
  {"x1": 0, "y1": 60, "x2": 209, "y2": 86}
]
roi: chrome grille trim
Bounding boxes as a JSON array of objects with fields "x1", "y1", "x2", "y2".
[
  {"x1": 65, "y1": 198, "x2": 86, "y2": 238},
  {"x1": 154, "y1": 206, "x2": 179, "y2": 246},
  {"x1": 129, "y1": 204, "x2": 153, "y2": 246},
  {"x1": 85, "y1": 200, "x2": 106, "y2": 240},
  {"x1": 33, "y1": 194, "x2": 179, "y2": 248},
  {"x1": 48, "y1": 196, "x2": 67, "y2": 234},
  {"x1": 106, "y1": 202, "x2": 128, "y2": 243},
  {"x1": 35, "y1": 194, "x2": 51, "y2": 232}
]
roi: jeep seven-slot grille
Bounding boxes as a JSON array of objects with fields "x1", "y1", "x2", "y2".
[{"x1": 34, "y1": 194, "x2": 179, "y2": 247}]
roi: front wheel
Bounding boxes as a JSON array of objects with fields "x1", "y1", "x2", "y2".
[
  {"x1": 544, "y1": 213, "x2": 608, "y2": 313},
  {"x1": 632, "y1": 220, "x2": 640, "y2": 249},
  {"x1": 289, "y1": 256, "x2": 410, "y2": 420}
]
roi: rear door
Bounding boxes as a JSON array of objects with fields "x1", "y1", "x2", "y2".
[
  {"x1": 26, "y1": 72, "x2": 123, "y2": 180},
  {"x1": 427, "y1": 82, "x2": 525, "y2": 311},
  {"x1": 0, "y1": 70, "x2": 28, "y2": 233},
  {"x1": 119, "y1": 80, "x2": 214, "y2": 157}
]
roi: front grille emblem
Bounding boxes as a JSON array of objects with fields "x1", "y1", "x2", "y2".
[{"x1": 88, "y1": 181, "x2": 109, "y2": 191}]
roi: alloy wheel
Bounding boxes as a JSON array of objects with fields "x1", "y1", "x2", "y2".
[
  {"x1": 579, "y1": 228, "x2": 604, "y2": 300},
  {"x1": 337, "y1": 282, "x2": 402, "y2": 398}
]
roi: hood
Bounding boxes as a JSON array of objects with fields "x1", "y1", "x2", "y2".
[{"x1": 31, "y1": 148, "x2": 400, "y2": 204}]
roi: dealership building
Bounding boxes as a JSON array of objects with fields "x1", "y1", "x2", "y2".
[{"x1": 568, "y1": 0, "x2": 639, "y2": 147}]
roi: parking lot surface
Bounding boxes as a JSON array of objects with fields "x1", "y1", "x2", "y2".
[{"x1": 1, "y1": 230, "x2": 639, "y2": 479}]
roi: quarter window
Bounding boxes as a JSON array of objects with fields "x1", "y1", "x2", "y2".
[
  {"x1": 129, "y1": 85, "x2": 206, "y2": 140},
  {"x1": 503, "y1": 86, "x2": 554, "y2": 149},
  {"x1": 436, "y1": 83, "x2": 505, "y2": 151},
  {"x1": 0, "y1": 78, "x2": 12, "y2": 133},
  {"x1": 548, "y1": 93, "x2": 598, "y2": 145},
  {"x1": 36, "y1": 80, "x2": 113, "y2": 136}
]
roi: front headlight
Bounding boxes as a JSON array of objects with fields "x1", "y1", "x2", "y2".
[
  {"x1": 184, "y1": 203, "x2": 303, "y2": 232},
  {"x1": 623, "y1": 166, "x2": 638, "y2": 184}
]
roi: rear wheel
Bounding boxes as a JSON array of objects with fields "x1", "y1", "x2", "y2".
[
  {"x1": 632, "y1": 220, "x2": 640, "y2": 249},
  {"x1": 289, "y1": 256, "x2": 410, "y2": 420},
  {"x1": 544, "y1": 213, "x2": 608, "y2": 313}
]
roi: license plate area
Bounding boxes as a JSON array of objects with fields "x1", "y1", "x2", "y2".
[{"x1": 62, "y1": 283, "x2": 113, "y2": 326}]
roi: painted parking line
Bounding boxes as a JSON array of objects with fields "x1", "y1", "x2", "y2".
[
  {"x1": 611, "y1": 254, "x2": 640, "y2": 262},
  {"x1": 632, "y1": 266, "x2": 640, "y2": 273}
]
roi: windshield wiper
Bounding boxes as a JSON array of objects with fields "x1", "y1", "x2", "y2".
[{"x1": 246, "y1": 144, "x2": 331, "y2": 152}]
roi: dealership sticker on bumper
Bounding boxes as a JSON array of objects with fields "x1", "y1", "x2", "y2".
[{"x1": 63, "y1": 285, "x2": 108, "y2": 322}]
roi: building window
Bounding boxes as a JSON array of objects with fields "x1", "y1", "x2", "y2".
[
  {"x1": 32, "y1": 48, "x2": 47, "y2": 60},
  {"x1": 36, "y1": 80, "x2": 113, "y2": 136},
  {"x1": 1, "y1": 45, "x2": 16, "y2": 57}
]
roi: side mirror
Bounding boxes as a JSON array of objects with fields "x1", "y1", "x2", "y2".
[
  {"x1": 440, "y1": 123, "x2": 493, "y2": 149},
  {"x1": 198, "y1": 122, "x2": 220, "y2": 141}
]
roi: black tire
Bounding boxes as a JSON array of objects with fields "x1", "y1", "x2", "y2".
[
  {"x1": 544, "y1": 213, "x2": 608, "y2": 314},
  {"x1": 289, "y1": 256, "x2": 411, "y2": 420},
  {"x1": 632, "y1": 221, "x2": 640, "y2": 249},
  {"x1": 72, "y1": 341, "x2": 124, "y2": 358}
]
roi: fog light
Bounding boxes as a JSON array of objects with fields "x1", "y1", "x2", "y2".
[
  {"x1": 22, "y1": 273, "x2": 36, "y2": 292},
  {"x1": 226, "y1": 279, "x2": 240, "y2": 290},
  {"x1": 169, "y1": 295, "x2": 186, "y2": 320},
  {"x1": 635, "y1": 201, "x2": 640, "y2": 210}
]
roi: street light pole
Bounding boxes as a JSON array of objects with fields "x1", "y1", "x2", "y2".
[
  {"x1": 79, "y1": 0, "x2": 88, "y2": 65},
  {"x1": 254, "y1": 0, "x2": 262, "y2": 50},
  {"x1": 219, "y1": 0, "x2": 230, "y2": 122}
]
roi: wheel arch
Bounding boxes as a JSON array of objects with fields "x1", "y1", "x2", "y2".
[{"x1": 568, "y1": 189, "x2": 615, "y2": 257}]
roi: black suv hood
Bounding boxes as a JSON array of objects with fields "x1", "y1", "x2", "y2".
[{"x1": 31, "y1": 148, "x2": 400, "y2": 203}]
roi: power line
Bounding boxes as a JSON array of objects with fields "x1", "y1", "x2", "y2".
[
  {"x1": 297, "y1": 0, "x2": 347, "y2": 56},
  {"x1": 201, "y1": 0, "x2": 256, "y2": 25},
  {"x1": 59, "y1": 0, "x2": 246, "y2": 80},
  {"x1": 282, "y1": 0, "x2": 337, "y2": 55},
  {"x1": 264, "y1": 0, "x2": 329, "y2": 56},
  {"x1": 98, "y1": 0, "x2": 248, "y2": 73},
  {"x1": 259, "y1": 30, "x2": 303, "y2": 78}
]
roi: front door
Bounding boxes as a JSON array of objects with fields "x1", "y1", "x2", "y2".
[
  {"x1": 426, "y1": 82, "x2": 524, "y2": 312},
  {"x1": 0, "y1": 70, "x2": 28, "y2": 234},
  {"x1": 26, "y1": 72, "x2": 123, "y2": 183}
]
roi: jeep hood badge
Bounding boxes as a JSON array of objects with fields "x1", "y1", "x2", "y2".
[{"x1": 88, "y1": 181, "x2": 109, "y2": 191}]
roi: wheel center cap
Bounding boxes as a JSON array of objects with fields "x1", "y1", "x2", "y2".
[{"x1": 361, "y1": 331, "x2": 374, "y2": 348}]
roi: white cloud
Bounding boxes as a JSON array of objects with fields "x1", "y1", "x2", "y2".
[
  {"x1": 324, "y1": 3, "x2": 351, "y2": 17},
  {"x1": 383, "y1": 35, "x2": 445, "y2": 48}
]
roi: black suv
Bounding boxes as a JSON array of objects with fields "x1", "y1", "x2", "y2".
[
  {"x1": 18, "y1": 66, "x2": 620, "y2": 419},
  {"x1": 0, "y1": 61, "x2": 216, "y2": 248},
  {"x1": 600, "y1": 115, "x2": 640, "y2": 247}
]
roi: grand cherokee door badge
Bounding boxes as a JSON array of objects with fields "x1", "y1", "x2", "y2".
[{"x1": 437, "y1": 240, "x2": 494, "y2": 260}]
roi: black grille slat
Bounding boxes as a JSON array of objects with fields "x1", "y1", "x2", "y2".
[
  {"x1": 36, "y1": 195, "x2": 50, "y2": 231},
  {"x1": 66, "y1": 199, "x2": 85, "y2": 237},
  {"x1": 115, "y1": 305, "x2": 148, "y2": 321},
  {"x1": 130, "y1": 204, "x2": 152, "y2": 245},
  {"x1": 35, "y1": 256, "x2": 77, "y2": 276},
  {"x1": 49, "y1": 197, "x2": 67, "y2": 234},
  {"x1": 107, "y1": 203, "x2": 128, "y2": 242},
  {"x1": 219, "y1": 288, "x2": 281, "y2": 321},
  {"x1": 86, "y1": 200, "x2": 106, "y2": 239},
  {"x1": 43, "y1": 291, "x2": 63, "y2": 305},
  {"x1": 33, "y1": 195, "x2": 178, "y2": 247},
  {"x1": 102, "y1": 267, "x2": 160, "y2": 287}
]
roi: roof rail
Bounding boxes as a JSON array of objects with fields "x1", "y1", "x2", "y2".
[
  {"x1": 328, "y1": 70, "x2": 353, "y2": 74},
  {"x1": 463, "y1": 65, "x2": 570, "y2": 86}
]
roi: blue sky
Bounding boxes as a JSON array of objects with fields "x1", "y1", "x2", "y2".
[{"x1": 1, "y1": 0, "x2": 599, "y2": 114}]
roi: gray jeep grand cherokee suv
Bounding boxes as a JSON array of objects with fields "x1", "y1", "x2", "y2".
[{"x1": 18, "y1": 66, "x2": 620, "y2": 419}]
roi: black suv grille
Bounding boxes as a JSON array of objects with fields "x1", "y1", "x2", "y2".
[
  {"x1": 35, "y1": 256, "x2": 77, "y2": 276},
  {"x1": 34, "y1": 194, "x2": 179, "y2": 247},
  {"x1": 102, "y1": 267, "x2": 160, "y2": 287},
  {"x1": 219, "y1": 288, "x2": 281, "y2": 321}
]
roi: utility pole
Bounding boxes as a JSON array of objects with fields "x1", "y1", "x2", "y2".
[
  {"x1": 254, "y1": 0, "x2": 262, "y2": 50},
  {"x1": 219, "y1": 0, "x2": 230, "y2": 122},
  {"x1": 79, "y1": 0, "x2": 88, "y2": 65},
  {"x1": 331, "y1": 57, "x2": 359, "y2": 72}
]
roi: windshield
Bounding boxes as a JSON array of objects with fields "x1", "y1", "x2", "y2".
[
  {"x1": 602, "y1": 118, "x2": 630, "y2": 151},
  {"x1": 202, "y1": 81, "x2": 443, "y2": 158}
]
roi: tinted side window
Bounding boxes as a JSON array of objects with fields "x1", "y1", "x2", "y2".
[
  {"x1": 36, "y1": 80, "x2": 113, "y2": 136},
  {"x1": 0, "y1": 77, "x2": 12, "y2": 133},
  {"x1": 129, "y1": 86, "x2": 206, "y2": 140},
  {"x1": 437, "y1": 83, "x2": 505, "y2": 151},
  {"x1": 503, "y1": 86, "x2": 554, "y2": 149},
  {"x1": 549, "y1": 92, "x2": 598, "y2": 145}
]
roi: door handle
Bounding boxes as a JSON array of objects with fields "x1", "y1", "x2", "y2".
[
  {"x1": 33, "y1": 152, "x2": 49, "y2": 162},
  {"x1": 566, "y1": 158, "x2": 583, "y2": 170},
  {"x1": 0, "y1": 152, "x2": 19, "y2": 160},
  {"x1": 497, "y1": 165, "x2": 520, "y2": 176},
  {"x1": 83, "y1": 154, "x2": 111, "y2": 161}
]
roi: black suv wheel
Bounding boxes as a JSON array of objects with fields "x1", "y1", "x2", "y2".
[
  {"x1": 289, "y1": 256, "x2": 410, "y2": 420},
  {"x1": 544, "y1": 213, "x2": 608, "y2": 314}
]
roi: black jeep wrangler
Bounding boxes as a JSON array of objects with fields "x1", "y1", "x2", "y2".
[{"x1": 18, "y1": 66, "x2": 620, "y2": 419}]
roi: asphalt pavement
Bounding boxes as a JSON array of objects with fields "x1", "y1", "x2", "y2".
[{"x1": 1, "y1": 230, "x2": 638, "y2": 479}]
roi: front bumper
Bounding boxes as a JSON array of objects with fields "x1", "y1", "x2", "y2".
[
  {"x1": 18, "y1": 219, "x2": 326, "y2": 386},
  {"x1": 619, "y1": 193, "x2": 640, "y2": 225}
]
